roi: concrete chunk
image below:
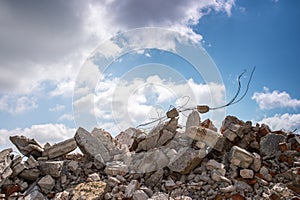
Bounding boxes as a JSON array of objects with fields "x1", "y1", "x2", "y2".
[
  {"x1": 240, "y1": 169, "x2": 254, "y2": 179},
  {"x1": 9, "y1": 136, "x2": 43, "y2": 158},
  {"x1": 260, "y1": 133, "x2": 286, "y2": 156},
  {"x1": 133, "y1": 190, "x2": 148, "y2": 200},
  {"x1": 42, "y1": 138, "x2": 77, "y2": 159},
  {"x1": 75, "y1": 127, "x2": 111, "y2": 162},
  {"x1": 186, "y1": 110, "x2": 200, "y2": 131},
  {"x1": 39, "y1": 161, "x2": 63, "y2": 178},
  {"x1": 38, "y1": 175, "x2": 55, "y2": 194},
  {"x1": 168, "y1": 148, "x2": 203, "y2": 174},
  {"x1": 229, "y1": 146, "x2": 254, "y2": 169},
  {"x1": 186, "y1": 126, "x2": 221, "y2": 148},
  {"x1": 104, "y1": 161, "x2": 129, "y2": 176}
]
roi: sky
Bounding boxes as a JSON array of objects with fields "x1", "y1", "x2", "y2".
[{"x1": 0, "y1": 0, "x2": 299, "y2": 149}]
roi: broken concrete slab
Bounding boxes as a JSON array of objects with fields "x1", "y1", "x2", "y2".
[
  {"x1": 38, "y1": 161, "x2": 63, "y2": 178},
  {"x1": 75, "y1": 127, "x2": 111, "y2": 162},
  {"x1": 200, "y1": 119, "x2": 217, "y2": 132},
  {"x1": 223, "y1": 128, "x2": 238, "y2": 142},
  {"x1": 206, "y1": 159, "x2": 226, "y2": 176},
  {"x1": 42, "y1": 138, "x2": 77, "y2": 159},
  {"x1": 12, "y1": 162, "x2": 25, "y2": 177},
  {"x1": 168, "y1": 148, "x2": 203, "y2": 174},
  {"x1": 20, "y1": 169, "x2": 40, "y2": 181},
  {"x1": 91, "y1": 128, "x2": 122, "y2": 157},
  {"x1": 220, "y1": 115, "x2": 244, "y2": 133},
  {"x1": 157, "y1": 129, "x2": 175, "y2": 147},
  {"x1": 186, "y1": 126, "x2": 221, "y2": 149},
  {"x1": 229, "y1": 146, "x2": 254, "y2": 169},
  {"x1": 25, "y1": 156, "x2": 39, "y2": 169},
  {"x1": 9, "y1": 136, "x2": 43, "y2": 158},
  {"x1": 130, "y1": 148, "x2": 170, "y2": 173},
  {"x1": 185, "y1": 110, "x2": 200, "y2": 131},
  {"x1": 115, "y1": 128, "x2": 142, "y2": 151},
  {"x1": 250, "y1": 152, "x2": 261, "y2": 172},
  {"x1": 260, "y1": 133, "x2": 286, "y2": 156},
  {"x1": 104, "y1": 161, "x2": 129, "y2": 176}
]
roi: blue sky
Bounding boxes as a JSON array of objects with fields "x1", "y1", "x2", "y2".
[{"x1": 0, "y1": 0, "x2": 299, "y2": 149}]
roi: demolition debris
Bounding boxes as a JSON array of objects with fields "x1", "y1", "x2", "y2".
[{"x1": 0, "y1": 112, "x2": 299, "y2": 199}]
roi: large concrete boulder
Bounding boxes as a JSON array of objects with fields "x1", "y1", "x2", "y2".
[
  {"x1": 9, "y1": 136, "x2": 43, "y2": 158},
  {"x1": 74, "y1": 127, "x2": 111, "y2": 164}
]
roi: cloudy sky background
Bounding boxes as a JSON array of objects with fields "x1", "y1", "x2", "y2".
[{"x1": 0, "y1": 0, "x2": 299, "y2": 148}]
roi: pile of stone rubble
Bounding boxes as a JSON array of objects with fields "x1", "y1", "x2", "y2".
[{"x1": 0, "y1": 111, "x2": 299, "y2": 199}]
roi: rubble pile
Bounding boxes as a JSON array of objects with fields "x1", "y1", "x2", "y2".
[{"x1": 0, "y1": 112, "x2": 300, "y2": 199}]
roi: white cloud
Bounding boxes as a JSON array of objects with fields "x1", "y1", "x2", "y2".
[
  {"x1": 49, "y1": 104, "x2": 65, "y2": 112},
  {"x1": 0, "y1": 95, "x2": 37, "y2": 114},
  {"x1": 252, "y1": 87, "x2": 300, "y2": 110},
  {"x1": 0, "y1": 0, "x2": 235, "y2": 133},
  {"x1": 58, "y1": 114, "x2": 74, "y2": 122},
  {"x1": 49, "y1": 80, "x2": 75, "y2": 98},
  {"x1": 0, "y1": 0, "x2": 235, "y2": 96},
  {"x1": 257, "y1": 113, "x2": 300, "y2": 133},
  {"x1": 73, "y1": 75, "x2": 225, "y2": 134},
  {"x1": 0, "y1": 124, "x2": 76, "y2": 149}
]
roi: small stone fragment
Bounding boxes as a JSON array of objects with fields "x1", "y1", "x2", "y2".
[
  {"x1": 25, "y1": 156, "x2": 39, "y2": 169},
  {"x1": 165, "y1": 179, "x2": 176, "y2": 190},
  {"x1": 223, "y1": 129, "x2": 237, "y2": 141},
  {"x1": 279, "y1": 142, "x2": 288, "y2": 151},
  {"x1": 88, "y1": 173, "x2": 100, "y2": 181},
  {"x1": 38, "y1": 175, "x2": 55, "y2": 194},
  {"x1": 133, "y1": 190, "x2": 148, "y2": 200},
  {"x1": 125, "y1": 180, "x2": 139, "y2": 198},
  {"x1": 104, "y1": 161, "x2": 128, "y2": 176},
  {"x1": 240, "y1": 169, "x2": 254, "y2": 179},
  {"x1": 250, "y1": 152, "x2": 261, "y2": 172},
  {"x1": 54, "y1": 191, "x2": 69, "y2": 200},
  {"x1": 200, "y1": 119, "x2": 217, "y2": 132},
  {"x1": 145, "y1": 169, "x2": 164, "y2": 187},
  {"x1": 67, "y1": 160, "x2": 78, "y2": 172}
]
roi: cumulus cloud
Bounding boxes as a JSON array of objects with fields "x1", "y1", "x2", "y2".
[
  {"x1": 257, "y1": 113, "x2": 300, "y2": 133},
  {"x1": 58, "y1": 114, "x2": 74, "y2": 122},
  {"x1": 252, "y1": 87, "x2": 300, "y2": 110},
  {"x1": 74, "y1": 75, "x2": 225, "y2": 134},
  {"x1": 0, "y1": 0, "x2": 235, "y2": 95},
  {"x1": 0, "y1": 124, "x2": 76, "y2": 149},
  {"x1": 0, "y1": 95, "x2": 37, "y2": 114}
]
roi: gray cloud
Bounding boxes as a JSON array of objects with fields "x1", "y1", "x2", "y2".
[{"x1": 0, "y1": 0, "x2": 234, "y2": 94}]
